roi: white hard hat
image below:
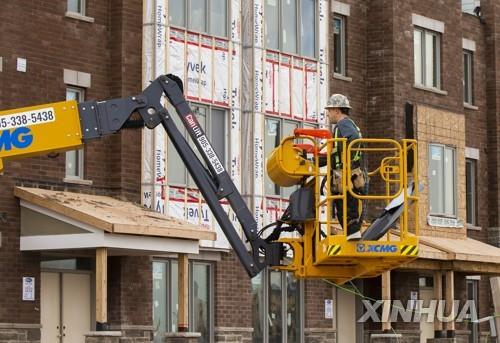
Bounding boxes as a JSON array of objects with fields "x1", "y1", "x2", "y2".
[{"x1": 325, "y1": 94, "x2": 351, "y2": 109}]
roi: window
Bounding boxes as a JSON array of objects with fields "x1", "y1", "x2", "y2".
[
  {"x1": 67, "y1": 0, "x2": 85, "y2": 15},
  {"x1": 428, "y1": 144, "x2": 456, "y2": 217},
  {"x1": 152, "y1": 260, "x2": 213, "y2": 343},
  {"x1": 252, "y1": 270, "x2": 303, "y2": 343},
  {"x1": 265, "y1": 118, "x2": 313, "y2": 198},
  {"x1": 65, "y1": 88, "x2": 84, "y2": 179},
  {"x1": 462, "y1": 0, "x2": 480, "y2": 14},
  {"x1": 466, "y1": 158, "x2": 477, "y2": 225},
  {"x1": 333, "y1": 15, "x2": 346, "y2": 75},
  {"x1": 169, "y1": 0, "x2": 228, "y2": 37},
  {"x1": 463, "y1": 50, "x2": 474, "y2": 105},
  {"x1": 414, "y1": 28, "x2": 441, "y2": 89},
  {"x1": 264, "y1": 0, "x2": 317, "y2": 58},
  {"x1": 167, "y1": 103, "x2": 227, "y2": 186}
]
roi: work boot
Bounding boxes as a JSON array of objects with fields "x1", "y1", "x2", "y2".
[{"x1": 346, "y1": 218, "x2": 362, "y2": 241}]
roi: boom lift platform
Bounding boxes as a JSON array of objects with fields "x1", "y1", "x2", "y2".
[
  {"x1": 0, "y1": 74, "x2": 419, "y2": 283},
  {"x1": 267, "y1": 130, "x2": 420, "y2": 284}
]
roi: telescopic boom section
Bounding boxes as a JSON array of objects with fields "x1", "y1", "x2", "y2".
[{"x1": 78, "y1": 75, "x2": 283, "y2": 277}]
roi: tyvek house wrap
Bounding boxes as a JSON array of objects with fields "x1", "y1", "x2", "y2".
[{"x1": 141, "y1": 0, "x2": 329, "y2": 249}]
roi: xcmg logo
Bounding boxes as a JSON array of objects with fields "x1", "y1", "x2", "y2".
[
  {"x1": 0, "y1": 127, "x2": 33, "y2": 151},
  {"x1": 357, "y1": 244, "x2": 398, "y2": 253}
]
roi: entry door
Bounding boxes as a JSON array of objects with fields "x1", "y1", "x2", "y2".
[
  {"x1": 419, "y1": 288, "x2": 434, "y2": 343},
  {"x1": 337, "y1": 287, "x2": 356, "y2": 343},
  {"x1": 41, "y1": 272, "x2": 61, "y2": 343},
  {"x1": 41, "y1": 272, "x2": 91, "y2": 343}
]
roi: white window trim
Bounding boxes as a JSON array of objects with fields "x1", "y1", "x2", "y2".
[
  {"x1": 64, "y1": 69, "x2": 92, "y2": 88},
  {"x1": 333, "y1": 72, "x2": 352, "y2": 82},
  {"x1": 65, "y1": 11, "x2": 95, "y2": 23},
  {"x1": 332, "y1": 1, "x2": 350, "y2": 16},
  {"x1": 465, "y1": 147, "x2": 479, "y2": 160},
  {"x1": 462, "y1": 38, "x2": 476, "y2": 51},
  {"x1": 413, "y1": 84, "x2": 447, "y2": 95},
  {"x1": 412, "y1": 14, "x2": 444, "y2": 33}
]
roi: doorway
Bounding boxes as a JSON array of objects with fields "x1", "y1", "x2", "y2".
[
  {"x1": 419, "y1": 285, "x2": 434, "y2": 343},
  {"x1": 337, "y1": 286, "x2": 356, "y2": 343},
  {"x1": 41, "y1": 260, "x2": 92, "y2": 343}
]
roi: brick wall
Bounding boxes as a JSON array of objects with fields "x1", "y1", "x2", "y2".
[
  {"x1": 330, "y1": 0, "x2": 368, "y2": 134},
  {"x1": 214, "y1": 252, "x2": 253, "y2": 328},
  {"x1": 461, "y1": 15, "x2": 489, "y2": 241},
  {"x1": 0, "y1": 0, "x2": 144, "y2": 327},
  {"x1": 481, "y1": 0, "x2": 500, "y2": 229},
  {"x1": 108, "y1": 256, "x2": 153, "y2": 326},
  {"x1": 304, "y1": 279, "x2": 335, "y2": 329}
]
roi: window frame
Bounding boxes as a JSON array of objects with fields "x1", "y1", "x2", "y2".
[
  {"x1": 264, "y1": 0, "x2": 318, "y2": 59},
  {"x1": 65, "y1": 87, "x2": 85, "y2": 179},
  {"x1": 152, "y1": 259, "x2": 215, "y2": 343},
  {"x1": 461, "y1": 0, "x2": 480, "y2": 14},
  {"x1": 168, "y1": 0, "x2": 230, "y2": 38},
  {"x1": 333, "y1": 14, "x2": 346, "y2": 76},
  {"x1": 428, "y1": 143, "x2": 457, "y2": 218},
  {"x1": 67, "y1": 0, "x2": 86, "y2": 16},
  {"x1": 465, "y1": 158, "x2": 477, "y2": 225},
  {"x1": 463, "y1": 50, "x2": 474, "y2": 105},
  {"x1": 251, "y1": 269, "x2": 304, "y2": 343},
  {"x1": 414, "y1": 27, "x2": 441, "y2": 90},
  {"x1": 167, "y1": 103, "x2": 229, "y2": 187}
]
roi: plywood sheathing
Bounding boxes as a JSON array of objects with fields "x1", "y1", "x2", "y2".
[
  {"x1": 418, "y1": 236, "x2": 500, "y2": 264},
  {"x1": 14, "y1": 187, "x2": 216, "y2": 241},
  {"x1": 416, "y1": 105, "x2": 467, "y2": 238}
]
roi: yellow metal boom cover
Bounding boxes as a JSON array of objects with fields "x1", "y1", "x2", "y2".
[
  {"x1": 266, "y1": 138, "x2": 314, "y2": 187},
  {"x1": 0, "y1": 100, "x2": 83, "y2": 171}
]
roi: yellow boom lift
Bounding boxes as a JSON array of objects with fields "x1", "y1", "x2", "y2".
[{"x1": 0, "y1": 75, "x2": 419, "y2": 285}]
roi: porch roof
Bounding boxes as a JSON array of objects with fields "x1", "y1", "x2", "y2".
[{"x1": 14, "y1": 187, "x2": 216, "y2": 255}]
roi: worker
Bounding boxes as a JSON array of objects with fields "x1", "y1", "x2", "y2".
[{"x1": 321, "y1": 94, "x2": 366, "y2": 241}]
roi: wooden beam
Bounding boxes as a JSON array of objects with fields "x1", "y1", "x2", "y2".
[
  {"x1": 490, "y1": 277, "x2": 500, "y2": 343},
  {"x1": 113, "y1": 223, "x2": 216, "y2": 241},
  {"x1": 444, "y1": 270, "x2": 455, "y2": 333},
  {"x1": 381, "y1": 271, "x2": 391, "y2": 332},
  {"x1": 178, "y1": 253, "x2": 189, "y2": 332},
  {"x1": 96, "y1": 247, "x2": 108, "y2": 328},
  {"x1": 433, "y1": 271, "x2": 443, "y2": 335}
]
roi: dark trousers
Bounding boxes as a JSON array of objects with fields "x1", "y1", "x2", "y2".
[{"x1": 334, "y1": 190, "x2": 362, "y2": 235}]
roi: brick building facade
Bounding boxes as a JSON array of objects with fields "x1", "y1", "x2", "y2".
[{"x1": 0, "y1": 1, "x2": 499, "y2": 343}]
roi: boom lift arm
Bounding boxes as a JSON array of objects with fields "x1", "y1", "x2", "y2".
[{"x1": 0, "y1": 74, "x2": 283, "y2": 277}]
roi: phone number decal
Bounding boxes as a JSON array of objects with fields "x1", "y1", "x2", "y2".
[{"x1": 0, "y1": 107, "x2": 56, "y2": 130}]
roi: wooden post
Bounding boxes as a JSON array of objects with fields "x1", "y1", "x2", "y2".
[
  {"x1": 96, "y1": 247, "x2": 108, "y2": 330},
  {"x1": 381, "y1": 271, "x2": 391, "y2": 332},
  {"x1": 178, "y1": 253, "x2": 189, "y2": 332},
  {"x1": 444, "y1": 270, "x2": 455, "y2": 337},
  {"x1": 433, "y1": 271, "x2": 445, "y2": 338},
  {"x1": 490, "y1": 277, "x2": 500, "y2": 343}
]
